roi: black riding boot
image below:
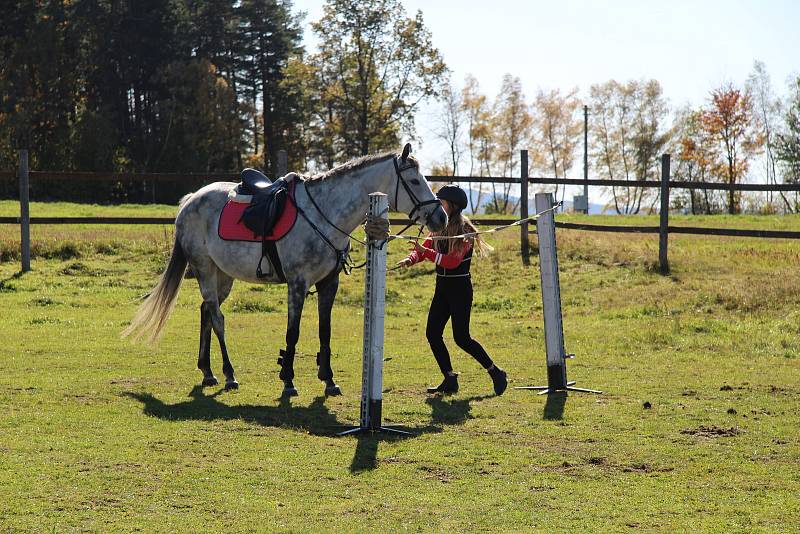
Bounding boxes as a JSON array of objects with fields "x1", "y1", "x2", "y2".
[
  {"x1": 488, "y1": 365, "x2": 507, "y2": 396},
  {"x1": 427, "y1": 373, "x2": 459, "y2": 394}
]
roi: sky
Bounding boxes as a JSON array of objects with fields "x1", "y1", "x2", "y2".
[{"x1": 291, "y1": 0, "x2": 800, "y2": 201}]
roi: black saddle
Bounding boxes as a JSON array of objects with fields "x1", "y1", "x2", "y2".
[
  {"x1": 239, "y1": 173, "x2": 289, "y2": 239},
  {"x1": 239, "y1": 168, "x2": 273, "y2": 195},
  {"x1": 235, "y1": 168, "x2": 292, "y2": 281}
]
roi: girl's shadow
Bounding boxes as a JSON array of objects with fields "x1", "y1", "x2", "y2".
[{"x1": 425, "y1": 394, "x2": 492, "y2": 426}]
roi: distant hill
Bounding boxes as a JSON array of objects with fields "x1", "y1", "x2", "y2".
[{"x1": 461, "y1": 188, "x2": 609, "y2": 215}]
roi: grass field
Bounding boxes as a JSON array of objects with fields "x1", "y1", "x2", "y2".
[{"x1": 1, "y1": 201, "x2": 799, "y2": 532}]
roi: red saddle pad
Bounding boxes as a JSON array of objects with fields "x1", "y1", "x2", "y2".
[{"x1": 218, "y1": 181, "x2": 298, "y2": 242}]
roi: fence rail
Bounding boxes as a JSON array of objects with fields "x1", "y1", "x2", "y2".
[
  {"x1": 6, "y1": 149, "x2": 800, "y2": 273},
  {"x1": 5, "y1": 170, "x2": 800, "y2": 192},
  {"x1": 7, "y1": 216, "x2": 800, "y2": 240}
]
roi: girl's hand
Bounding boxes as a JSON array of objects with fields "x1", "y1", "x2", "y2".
[
  {"x1": 396, "y1": 258, "x2": 412, "y2": 269},
  {"x1": 412, "y1": 241, "x2": 426, "y2": 255}
]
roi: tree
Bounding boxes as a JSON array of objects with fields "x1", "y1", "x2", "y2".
[
  {"x1": 589, "y1": 79, "x2": 670, "y2": 214},
  {"x1": 237, "y1": 0, "x2": 305, "y2": 176},
  {"x1": 491, "y1": 74, "x2": 531, "y2": 214},
  {"x1": 700, "y1": 83, "x2": 762, "y2": 214},
  {"x1": 155, "y1": 59, "x2": 244, "y2": 172},
  {"x1": 432, "y1": 80, "x2": 464, "y2": 176},
  {"x1": 310, "y1": 0, "x2": 447, "y2": 160},
  {"x1": 631, "y1": 80, "x2": 672, "y2": 213},
  {"x1": 746, "y1": 60, "x2": 789, "y2": 211},
  {"x1": 776, "y1": 76, "x2": 800, "y2": 209},
  {"x1": 0, "y1": 0, "x2": 81, "y2": 169},
  {"x1": 530, "y1": 87, "x2": 581, "y2": 205},
  {"x1": 674, "y1": 107, "x2": 718, "y2": 214},
  {"x1": 461, "y1": 75, "x2": 491, "y2": 213}
]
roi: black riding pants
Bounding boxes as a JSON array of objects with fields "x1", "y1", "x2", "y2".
[{"x1": 425, "y1": 275, "x2": 493, "y2": 375}]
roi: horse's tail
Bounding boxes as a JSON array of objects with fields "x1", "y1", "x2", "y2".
[{"x1": 122, "y1": 237, "x2": 188, "y2": 343}]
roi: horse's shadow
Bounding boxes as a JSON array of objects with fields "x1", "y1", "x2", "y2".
[
  {"x1": 123, "y1": 386, "x2": 342, "y2": 435},
  {"x1": 125, "y1": 387, "x2": 493, "y2": 473}
]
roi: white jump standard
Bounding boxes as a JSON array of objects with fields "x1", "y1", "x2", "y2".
[
  {"x1": 338, "y1": 193, "x2": 411, "y2": 436},
  {"x1": 516, "y1": 193, "x2": 602, "y2": 395}
]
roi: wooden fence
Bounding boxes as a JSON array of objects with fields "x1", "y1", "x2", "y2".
[{"x1": 5, "y1": 150, "x2": 800, "y2": 273}]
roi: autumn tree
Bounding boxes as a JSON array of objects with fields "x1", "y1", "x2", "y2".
[
  {"x1": 776, "y1": 76, "x2": 800, "y2": 209},
  {"x1": 590, "y1": 80, "x2": 670, "y2": 214},
  {"x1": 460, "y1": 75, "x2": 492, "y2": 213},
  {"x1": 700, "y1": 83, "x2": 762, "y2": 214},
  {"x1": 674, "y1": 107, "x2": 719, "y2": 214},
  {"x1": 309, "y1": 0, "x2": 447, "y2": 161},
  {"x1": 530, "y1": 87, "x2": 582, "y2": 205},
  {"x1": 490, "y1": 74, "x2": 531, "y2": 214}
]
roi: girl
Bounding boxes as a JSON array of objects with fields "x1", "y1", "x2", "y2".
[{"x1": 397, "y1": 184, "x2": 508, "y2": 395}]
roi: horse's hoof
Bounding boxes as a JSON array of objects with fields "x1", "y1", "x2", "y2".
[
  {"x1": 282, "y1": 386, "x2": 299, "y2": 398},
  {"x1": 325, "y1": 384, "x2": 342, "y2": 397},
  {"x1": 224, "y1": 380, "x2": 239, "y2": 391},
  {"x1": 202, "y1": 376, "x2": 219, "y2": 387}
]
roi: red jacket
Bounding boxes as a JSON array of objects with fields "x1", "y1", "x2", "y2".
[{"x1": 405, "y1": 235, "x2": 472, "y2": 270}]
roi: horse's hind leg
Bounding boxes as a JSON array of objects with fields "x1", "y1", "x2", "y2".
[
  {"x1": 216, "y1": 273, "x2": 238, "y2": 389},
  {"x1": 316, "y1": 272, "x2": 341, "y2": 397},
  {"x1": 198, "y1": 302, "x2": 217, "y2": 386},
  {"x1": 193, "y1": 260, "x2": 218, "y2": 386},
  {"x1": 278, "y1": 279, "x2": 308, "y2": 398},
  {"x1": 193, "y1": 260, "x2": 237, "y2": 390}
]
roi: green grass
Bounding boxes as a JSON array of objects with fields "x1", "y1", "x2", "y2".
[{"x1": 1, "y1": 205, "x2": 799, "y2": 532}]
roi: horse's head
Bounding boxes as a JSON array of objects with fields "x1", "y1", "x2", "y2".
[{"x1": 391, "y1": 143, "x2": 448, "y2": 232}]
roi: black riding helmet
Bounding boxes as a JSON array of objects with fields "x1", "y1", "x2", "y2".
[{"x1": 436, "y1": 184, "x2": 468, "y2": 212}]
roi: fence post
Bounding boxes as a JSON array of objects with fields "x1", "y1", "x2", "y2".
[
  {"x1": 19, "y1": 149, "x2": 30, "y2": 273},
  {"x1": 277, "y1": 149, "x2": 288, "y2": 177},
  {"x1": 583, "y1": 105, "x2": 589, "y2": 214},
  {"x1": 520, "y1": 149, "x2": 530, "y2": 265},
  {"x1": 659, "y1": 153, "x2": 671, "y2": 274}
]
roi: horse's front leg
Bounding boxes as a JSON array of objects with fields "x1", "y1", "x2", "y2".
[
  {"x1": 279, "y1": 279, "x2": 308, "y2": 397},
  {"x1": 315, "y1": 271, "x2": 341, "y2": 396}
]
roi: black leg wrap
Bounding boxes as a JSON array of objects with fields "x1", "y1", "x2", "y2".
[
  {"x1": 278, "y1": 348, "x2": 295, "y2": 381},
  {"x1": 316, "y1": 349, "x2": 333, "y2": 381}
]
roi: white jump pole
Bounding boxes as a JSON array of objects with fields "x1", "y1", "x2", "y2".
[
  {"x1": 339, "y1": 193, "x2": 410, "y2": 435},
  {"x1": 516, "y1": 192, "x2": 602, "y2": 395}
]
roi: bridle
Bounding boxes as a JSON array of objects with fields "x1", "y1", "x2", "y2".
[
  {"x1": 392, "y1": 156, "x2": 440, "y2": 228},
  {"x1": 294, "y1": 154, "x2": 441, "y2": 278}
]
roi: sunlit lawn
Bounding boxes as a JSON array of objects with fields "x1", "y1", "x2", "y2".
[{"x1": 0, "y1": 203, "x2": 798, "y2": 531}]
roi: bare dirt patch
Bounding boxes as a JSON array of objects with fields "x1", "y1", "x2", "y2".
[{"x1": 681, "y1": 425, "x2": 741, "y2": 438}]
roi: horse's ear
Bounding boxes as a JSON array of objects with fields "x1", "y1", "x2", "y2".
[{"x1": 401, "y1": 143, "x2": 412, "y2": 162}]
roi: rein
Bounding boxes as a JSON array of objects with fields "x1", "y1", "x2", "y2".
[
  {"x1": 293, "y1": 155, "x2": 441, "y2": 276},
  {"x1": 289, "y1": 185, "x2": 356, "y2": 275}
]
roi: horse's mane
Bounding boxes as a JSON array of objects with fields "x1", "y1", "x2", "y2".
[{"x1": 302, "y1": 151, "x2": 419, "y2": 182}]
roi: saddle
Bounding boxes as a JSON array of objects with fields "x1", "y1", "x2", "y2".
[
  {"x1": 238, "y1": 168, "x2": 273, "y2": 195},
  {"x1": 238, "y1": 169, "x2": 290, "y2": 239},
  {"x1": 222, "y1": 168, "x2": 300, "y2": 281}
]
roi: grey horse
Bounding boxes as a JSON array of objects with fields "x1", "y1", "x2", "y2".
[{"x1": 123, "y1": 144, "x2": 447, "y2": 397}]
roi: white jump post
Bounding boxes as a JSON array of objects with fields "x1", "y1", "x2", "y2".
[
  {"x1": 516, "y1": 192, "x2": 602, "y2": 395},
  {"x1": 338, "y1": 192, "x2": 410, "y2": 436}
]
